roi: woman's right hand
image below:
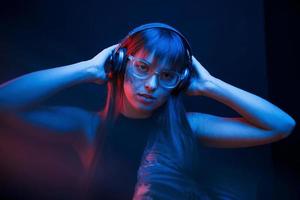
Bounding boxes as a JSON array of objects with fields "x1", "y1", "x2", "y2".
[{"x1": 86, "y1": 44, "x2": 119, "y2": 84}]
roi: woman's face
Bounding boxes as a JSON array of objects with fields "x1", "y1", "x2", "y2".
[{"x1": 122, "y1": 48, "x2": 175, "y2": 117}]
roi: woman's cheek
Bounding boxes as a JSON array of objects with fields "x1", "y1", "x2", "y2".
[
  {"x1": 123, "y1": 75, "x2": 142, "y2": 105},
  {"x1": 124, "y1": 71, "x2": 135, "y2": 85},
  {"x1": 124, "y1": 83, "x2": 137, "y2": 105}
]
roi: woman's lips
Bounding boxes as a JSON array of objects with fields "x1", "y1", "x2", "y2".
[
  {"x1": 137, "y1": 93, "x2": 156, "y2": 104},
  {"x1": 138, "y1": 93, "x2": 156, "y2": 99}
]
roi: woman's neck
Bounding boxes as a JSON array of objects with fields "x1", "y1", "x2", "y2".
[{"x1": 121, "y1": 96, "x2": 152, "y2": 119}]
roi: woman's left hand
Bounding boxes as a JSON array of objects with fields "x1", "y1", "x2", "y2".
[{"x1": 185, "y1": 56, "x2": 215, "y2": 96}]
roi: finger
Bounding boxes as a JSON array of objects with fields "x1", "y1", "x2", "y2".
[
  {"x1": 191, "y1": 56, "x2": 200, "y2": 66},
  {"x1": 105, "y1": 44, "x2": 119, "y2": 51},
  {"x1": 99, "y1": 44, "x2": 118, "y2": 58}
]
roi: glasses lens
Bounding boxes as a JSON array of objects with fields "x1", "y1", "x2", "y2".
[
  {"x1": 130, "y1": 60, "x2": 150, "y2": 78},
  {"x1": 159, "y1": 71, "x2": 179, "y2": 88}
]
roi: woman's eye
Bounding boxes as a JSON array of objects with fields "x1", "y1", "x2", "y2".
[
  {"x1": 137, "y1": 64, "x2": 149, "y2": 72},
  {"x1": 161, "y1": 72, "x2": 174, "y2": 80},
  {"x1": 164, "y1": 73, "x2": 170, "y2": 77}
]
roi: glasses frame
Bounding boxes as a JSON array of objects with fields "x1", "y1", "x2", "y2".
[{"x1": 126, "y1": 55, "x2": 183, "y2": 89}]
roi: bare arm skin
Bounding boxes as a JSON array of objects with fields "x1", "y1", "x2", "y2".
[
  {"x1": 186, "y1": 56, "x2": 296, "y2": 148},
  {"x1": 0, "y1": 44, "x2": 117, "y2": 135}
]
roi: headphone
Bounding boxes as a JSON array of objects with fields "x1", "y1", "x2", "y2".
[{"x1": 106, "y1": 22, "x2": 193, "y2": 94}]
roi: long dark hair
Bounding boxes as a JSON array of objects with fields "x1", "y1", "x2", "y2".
[{"x1": 98, "y1": 26, "x2": 200, "y2": 175}]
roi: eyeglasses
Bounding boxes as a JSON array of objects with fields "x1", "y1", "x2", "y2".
[{"x1": 127, "y1": 55, "x2": 182, "y2": 88}]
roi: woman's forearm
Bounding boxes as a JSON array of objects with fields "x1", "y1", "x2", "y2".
[
  {"x1": 0, "y1": 60, "x2": 96, "y2": 111},
  {"x1": 202, "y1": 76, "x2": 296, "y2": 133}
]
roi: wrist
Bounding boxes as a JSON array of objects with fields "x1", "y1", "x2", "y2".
[
  {"x1": 200, "y1": 76, "x2": 220, "y2": 96},
  {"x1": 79, "y1": 60, "x2": 101, "y2": 82}
]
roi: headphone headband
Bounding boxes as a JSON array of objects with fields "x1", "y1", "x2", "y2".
[{"x1": 122, "y1": 22, "x2": 192, "y2": 64}]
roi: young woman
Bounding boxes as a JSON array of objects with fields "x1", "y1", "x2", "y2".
[{"x1": 0, "y1": 23, "x2": 296, "y2": 199}]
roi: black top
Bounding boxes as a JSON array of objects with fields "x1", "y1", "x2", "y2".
[
  {"x1": 89, "y1": 113, "x2": 209, "y2": 200},
  {"x1": 89, "y1": 113, "x2": 158, "y2": 200}
]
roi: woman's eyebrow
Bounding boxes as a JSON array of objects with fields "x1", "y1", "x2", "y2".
[
  {"x1": 134, "y1": 57, "x2": 152, "y2": 65},
  {"x1": 134, "y1": 56, "x2": 176, "y2": 70}
]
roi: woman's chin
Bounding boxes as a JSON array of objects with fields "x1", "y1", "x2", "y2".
[{"x1": 135, "y1": 104, "x2": 155, "y2": 112}]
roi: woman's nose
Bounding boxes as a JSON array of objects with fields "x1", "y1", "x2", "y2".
[{"x1": 144, "y1": 74, "x2": 158, "y2": 91}]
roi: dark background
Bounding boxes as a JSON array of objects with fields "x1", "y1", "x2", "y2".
[{"x1": 0, "y1": 0, "x2": 299, "y2": 199}]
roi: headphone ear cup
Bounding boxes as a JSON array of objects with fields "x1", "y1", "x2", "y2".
[
  {"x1": 177, "y1": 68, "x2": 191, "y2": 92},
  {"x1": 111, "y1": 47, "x2": 127, "y2": 74}
]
